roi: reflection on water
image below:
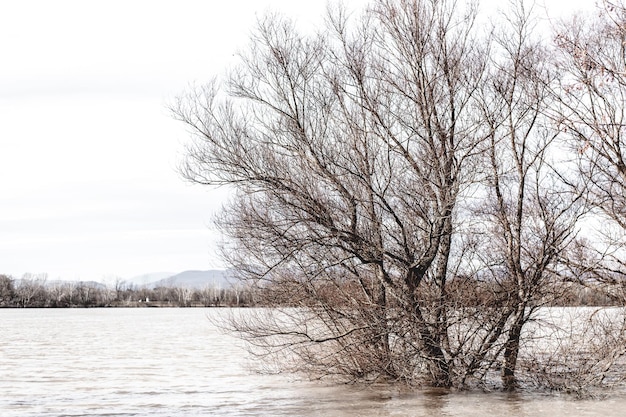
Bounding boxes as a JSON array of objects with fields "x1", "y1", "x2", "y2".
[{"x1": 1, "y1": 308, "x2": 625, "y2": 416}]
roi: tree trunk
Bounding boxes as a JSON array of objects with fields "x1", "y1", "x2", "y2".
[
  {"x1": 502, "y1": 310, "x2": 525, "y2": 390},
  {"x1": 412, "y1": 297, "x2": 451, "y2": 387}
]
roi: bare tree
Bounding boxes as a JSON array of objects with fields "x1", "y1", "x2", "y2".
[
  {"x1": 542, "y1": 2, "x2": 626, "y2": 393},
  {"x1": 114, "y1": 278, "x2": 128, "y2": 302},
  {"x1": 174, "y1": 0, "x2": 499, "y2": 387},
  {"x1": 173, "y1": 0, "x2": 626, "y2": 391},
  {"x1": 552, "y1": 0, "x2": 626, "y2": 292},
  {"x1": 473, "y1": 2, "x2": 586, "y2": 389},
  {"x1": 174, "y1": 286, "x2": 193, "y2": 307},
  {"x1": 0, "y1": 274, "x2": 15, "y2": 306},
  {"x1": 48, "y1": 282, "x2": 69, "y2": 307},
  {"x1": 15, "y1": 273, "x2": 47, "y2": 307}
]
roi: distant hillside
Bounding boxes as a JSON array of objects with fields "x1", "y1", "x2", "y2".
[
  {"x1": 129, "y1": 272, "x2": 175, "y2": 287},
  {"x1": 148, "y1": 270, "x2": 234, "y2": 289}
]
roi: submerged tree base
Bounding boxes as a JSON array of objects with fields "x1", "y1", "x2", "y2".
[{"x1": 225, "y1": 306, "x2": 626, "y2": 396}]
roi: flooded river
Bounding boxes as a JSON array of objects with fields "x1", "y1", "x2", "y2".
[{"x1": 2, "y1": 308, "x2": 625, "y2": 416}]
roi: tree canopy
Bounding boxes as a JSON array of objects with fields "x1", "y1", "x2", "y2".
[{"x1": 173, "y1": 0, "x2": 626, "y2": 392}]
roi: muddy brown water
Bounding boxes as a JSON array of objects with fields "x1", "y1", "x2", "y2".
[{"x1": 2, "y1": 308, "x2": 625, "y2": 416}]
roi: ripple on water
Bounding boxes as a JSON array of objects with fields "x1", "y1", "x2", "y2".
[{"x1": 2, "y1": 308, "x2": 626, "y2": 417}]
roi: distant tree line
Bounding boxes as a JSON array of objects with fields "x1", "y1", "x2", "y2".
[
  {"x1": 0, "y1": 274, "x2": 255, "y2": 308},
  {"x1": 2, "y1": 272, "x2": 620, "y2": 309}
]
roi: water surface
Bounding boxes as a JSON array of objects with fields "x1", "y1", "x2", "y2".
[{"x1": 1, "y1": 308, "x2": 625, "y2": 416}]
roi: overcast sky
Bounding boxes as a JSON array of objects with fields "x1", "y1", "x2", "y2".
[{"x1": 0, "y1": 0, "x2": 593, "y2": 282}]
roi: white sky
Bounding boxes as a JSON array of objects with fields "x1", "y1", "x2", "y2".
[{"x1": 0, "y1": 0, "x2": 594, "y2": 282}]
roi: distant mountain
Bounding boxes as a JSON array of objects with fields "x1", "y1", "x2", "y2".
[
  {"x1": 128, "y1": 272, "x2": 175, "y2": 287},
  {"x1": 148, "y1": 269, "x2": 234, "y2": 289}
]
